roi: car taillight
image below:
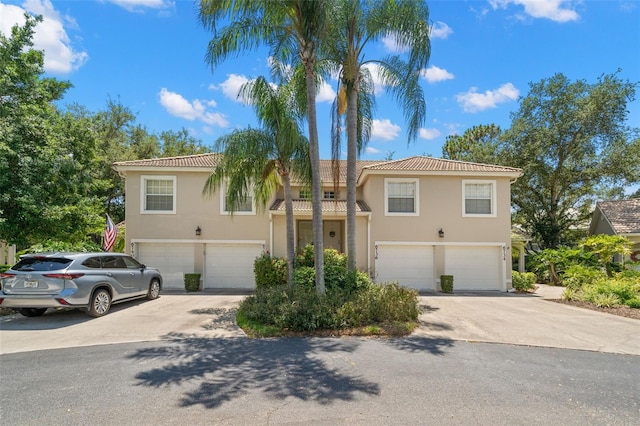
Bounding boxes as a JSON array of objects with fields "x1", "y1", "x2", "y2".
[
  {"x1": 0, "y1": 273, "x2": 16, "y2": 279},
  {"x1": 56, "y1": 299, "x2": 70, "y2": 305},
  {"x1": 43, "y1": 273, "x2": 85, "y2": 280},
  {"x1": 0, "y1": 298, "x2": 4, "y2": 304}
]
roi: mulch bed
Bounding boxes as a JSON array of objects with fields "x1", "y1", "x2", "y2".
[{"x1": 548, "y1": 299, "x2": 640, "y2": 320}]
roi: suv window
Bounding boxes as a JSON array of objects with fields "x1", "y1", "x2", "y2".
[
  {"x1": 102, "y1": 256, "x2": 127, "y2": 269},
  {"x1": 82, "y1": 257, "x2": 102, "y2": 269},
  {"x1": 12, "y1": 257, "x2": 73, "y2": 272},
  {"x1": 122, "y1": 256, "x2": 142, "y2": 269}
]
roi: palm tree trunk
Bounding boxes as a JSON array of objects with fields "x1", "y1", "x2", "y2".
[
  {"x1": 282, "y1": 172, "x2": 295, "y2": 290},
  {"x1": 303, "y1": 50, "x2": 325, "y2": 294},
  {"x1": 346, "y1": 85, "x2": 358, "y2": 272}
]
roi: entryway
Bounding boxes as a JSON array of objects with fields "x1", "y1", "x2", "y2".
[{"x1": 297, "y1": 220, "x2": 343, "y2": 251}]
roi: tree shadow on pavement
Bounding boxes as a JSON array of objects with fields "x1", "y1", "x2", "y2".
[
  {"x1": 384, "y1": 336, "x2": 455, "y2": 355},
  {"x1": 127, "y1": 334, "x2": 380, "y2": 409}
]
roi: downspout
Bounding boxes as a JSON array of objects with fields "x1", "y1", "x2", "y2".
[
  {"x1": 269, "y1": 212, "x2": 274, "y2": 256},
  {"x1": 367, "y1": 214, "x2": 371, "y2": 274}
]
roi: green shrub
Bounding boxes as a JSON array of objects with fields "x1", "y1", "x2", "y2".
[
  {"x1": 562, "y1": 265, "x2": 607, "y2": 289},
  {"x1": 237, "y1": 280, "x2": 419, "y2": 334},
  {"x1": 338, "y1": 282, "x2": 419, "y2": 326},
  {"x1": 293, "y1": 266, "x2": 315, "y2": 289},
  {"x1": 18, "y1": 240, "x2": 102, "y2": 255},
  {"x1": 591, "y1": 293, "x2": 621, "y2": 308},
  {"x1": 0, "y1": 264, "x2": 10, "y2": 273},
  {"x1": 625, "y1": 298, "x2": 640, "y2": 309},
  {"x1": 254, "y1": 253, "x2": 287, "y2": 289},
  {"x1": 184, "y1": 273, "x2": 201, "y2": 292},
  {"x1": 512, "y1": 271, "x2": 536, "y2": 292},
  {"x1": 294, "y1": 244, "x2": 315, "y2": 268}
]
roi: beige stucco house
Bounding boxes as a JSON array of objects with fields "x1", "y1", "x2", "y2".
[
  {"x1": 589, "y1": 198, "x2": 640, "y2": 264},
  {"x1": 114, "y1": 154, "x2": 522, "y2": 292}
]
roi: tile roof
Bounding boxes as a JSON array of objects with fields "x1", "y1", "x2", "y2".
[
  {"x1": 270, "y1": 199, "x2": 371, "y2": 213},
  {"x1": 113, "y1": 153, "x2": 522, "y2": 180},
  {"x1": 361, "y1": 156, "x2": 522, "y2": 174},
  {"x1": 596, "y1": 198, "x2": 640, "y2": 234},
  {"x1": 113, "y1": 153, "x2": 223, "y2": 168}
]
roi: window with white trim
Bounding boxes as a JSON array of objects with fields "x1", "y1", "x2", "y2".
[
  {"x1": 324, "y1": 191, "x2": 336, "y2": 200},
  {"x1": 463, "y1": 180, "x2": 496, "y2": 217},
  {"x1": 220, "y1": 182, "x2": 255, "y2": 215},
  {"x1": 385, "y1": 178, "x2": 419, "y2": 215},
  {"x1": 299, "y1": 189, "x2": 311, "y2": 199},
  {"x1": 141, "y1": 175, "x2": 176, "y2": 214}
]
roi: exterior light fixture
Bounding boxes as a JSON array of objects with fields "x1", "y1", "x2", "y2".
[
  {"x1": 438, "y1": 228, "x2": 444, "y2": 238},
  {"x1": 195, "y1": 226, "x2": 201, "y2": 236}
]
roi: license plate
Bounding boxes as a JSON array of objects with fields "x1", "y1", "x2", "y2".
[{"x1": 24, "y1": 280, "x2": 39, "y2": 288}]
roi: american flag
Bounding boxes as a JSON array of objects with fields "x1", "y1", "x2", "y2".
[{"x1": 103, "y1": 214, "x2": 117, "y2": 252}]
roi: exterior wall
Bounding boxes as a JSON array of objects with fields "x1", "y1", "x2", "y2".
[
  {"x1": 362, "y1": 173, "x2": 514, "y2": 283},
  {"x1": 124, "y1": 170, "x2": 272, "y2": 248}
]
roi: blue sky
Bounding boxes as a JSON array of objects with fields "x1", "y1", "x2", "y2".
[{"x1": 1, "y1": 0, "x2": 639, "y2": 161}]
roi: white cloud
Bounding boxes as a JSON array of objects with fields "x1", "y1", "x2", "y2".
[
  {"x1": 489, "y1": 0, "x2": 579, "y2": 22},
  {"x1": 430, "y1": 21, "x2": 453, "y2": 39},
  {"x1": 365, "y1": 146, "x2": 381, "y2": 154},
  {"x1": 371, "y1": 119, "x2": 401, "y2": 141},
  {"x1": 421, "y1": 65, "x2": 454, "y2": 83},
  {"x1": 158, "y1": 88, "x2": 228, "y2": 127},
  {"x1": 419, "y1": 128, "x2": 441, "y2": 140},
  {"x1": 0, "y1": 0, "x2": 88, "y2": 74},
  {"x1": 316, "y1": 80, "x2": 336, "y2": 103},
  {"x1": 363, "y1": 63, "x2": 386, "y2": 95},
  {"x1": 219, "y1": 74, "x2": 250, "y2": 103},
  {"x1": 107, "y1": 0, "x2": 174, "y2": 12},
  {"x1": 456, "y1": 83, "x2": 519, "y2": 113}
]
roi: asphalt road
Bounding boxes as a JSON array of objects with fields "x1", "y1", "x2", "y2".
[{"x1": 1, "y1": 337, "x2": 638, "y2": 425}]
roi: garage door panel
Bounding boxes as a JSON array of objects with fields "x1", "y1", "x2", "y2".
[
  {"x1": 375, "y1": 244, "x2": 434, "y2": 291},
  {"x1": 445, "y1": 246, "x2": 500, "y2": 290},
  {"x1": 206, "y1": 243, "x2": 263, "y2": 289},
  {"x1": 137, "y1": 244, "x2": 194, "y2": 290}
]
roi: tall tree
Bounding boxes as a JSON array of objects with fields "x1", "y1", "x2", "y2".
[
  {"x1": 203, "y1": 77, "x2": 310, "y2": 289},
  {"x1": 326, "y1": 0, "x2": 430, "y2": 271},
  {"x1": 442, "y1": 124, "x2": 502, "y2": 164},
  {"x1": 198, "y1": 0, "x2": 329, "y2": 293},
  {"x1": 0, "y1": 15, "x2": 102, "y2": 246},
  {"x1": 502, "y1": 72, "x2": 640, "y2": 249},
  {"x1": 159, "y1": 128, "x2": 211, "y2": 157}
]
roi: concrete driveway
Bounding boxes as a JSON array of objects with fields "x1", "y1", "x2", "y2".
[
  {"x1": 1, "y1": 285, "x2": 638, "y2": 355},
  {"x1": 415, "y1": 285, "x2": 639, "y2": 355}
]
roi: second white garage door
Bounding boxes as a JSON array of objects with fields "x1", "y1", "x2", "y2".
[
  {"x1": 205, "y1": 243, "x2": 264, "y2": 289},
  {"x1": 444, "y1": 246, "x2": 501, "y2": 291},
  {"x1": 374, "y1": 244, "x2": 435, "y2": 291},
  {"x1": 137, "y1": 243, "x2": 195, "y2": 290}
]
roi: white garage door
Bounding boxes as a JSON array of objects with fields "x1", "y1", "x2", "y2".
[
  {"x1": 445, "y1": 246, "x2": 501, "y2": 290},
  {"x1": 205, "y1": 243, "x2": 264, "y2": 289},
  {"x1": 137, "y1": 243, "x2": 195, "y2": 290},
  {"x1": 375, "y1": 244, "x2": 435, "y2": 291}
]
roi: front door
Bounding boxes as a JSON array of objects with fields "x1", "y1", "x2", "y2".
[{"x1": 297, "y1": 220, "x2": 343, "y2": 252}]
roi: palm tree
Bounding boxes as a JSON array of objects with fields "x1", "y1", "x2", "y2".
[
  {"x1": 203, "y1": 77, "x2": 310, "y2": 290},
  {"x1": 327, "y1": 0, "x2": 431, "y2": 271},
  {"x1": 198, "y1": 0, "x2": 329, "y2": 293}
]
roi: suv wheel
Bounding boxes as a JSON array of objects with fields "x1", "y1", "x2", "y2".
[
  {"x1": 147, "y1": 280, "x2": 160, "y2": 300},
  {"x1": 88, "y1": 288, "x2": 111, "y2": 317}
]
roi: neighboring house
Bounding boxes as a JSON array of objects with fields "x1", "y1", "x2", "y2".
[
  {"x1": 589, "y1": 198, "x2": 640, "y2": 263},
  {"x1": 113, "y1": 154, "x2": 522, "y2": 292}
]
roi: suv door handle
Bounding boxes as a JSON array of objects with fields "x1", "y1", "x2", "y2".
[{"x1": 106, "y1": 273, "x2": 113, "y2": 277}]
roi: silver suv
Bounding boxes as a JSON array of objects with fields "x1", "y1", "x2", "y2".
[{"x1": 0, "y1": 252, "x2": 162, "y2": 317}]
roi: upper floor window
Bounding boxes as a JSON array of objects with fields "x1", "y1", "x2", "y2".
[
  {"x1": 385, "y1": 178, "x2": 419, "y2": 216},
  {"x1": 299, "y1": 189, "x2": 311, "y2": 199},
  {"x1": 463, "y1": 180, "x2": 496, "y2": 217},
  {"x1": 221, "y1": 182, "x2": 255, "y2": 215},
  {"x1": 324, "y1": 191, "x2": 336, "y2": 200},
  {"x1": 141, "y1": 175, "x2": 176, "y2": 214}
]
